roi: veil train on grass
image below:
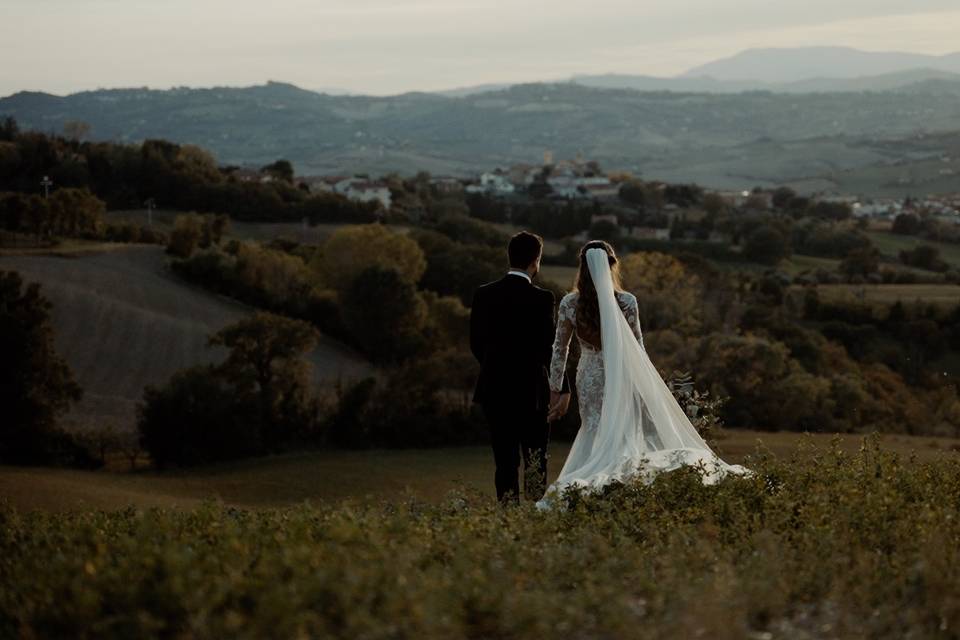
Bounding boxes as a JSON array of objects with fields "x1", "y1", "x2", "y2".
[{"x1": 539, "y1": 248, "x2": 748, "y2": 505}]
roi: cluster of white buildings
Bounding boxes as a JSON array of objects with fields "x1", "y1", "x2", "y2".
[
  {"x1": 847, "y1": 195, "x2": 960, "y2": 222},
  {"x1": 465, "y1": 157, "x2": 620, "y2": 200},
  {"x1": 301, "y1": 176, "x2": 393, "y2": 211}
]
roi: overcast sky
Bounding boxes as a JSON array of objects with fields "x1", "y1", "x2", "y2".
[{"x1": 1, "y1": 0, "x2": 958, "y2": 96}]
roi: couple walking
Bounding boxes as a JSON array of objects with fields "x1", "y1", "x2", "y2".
[{"x1": 470, "y1": 232, "x2": 746, "y2": 505}]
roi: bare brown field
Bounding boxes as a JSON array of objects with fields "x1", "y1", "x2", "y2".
[
  {"x1": 0, "y1": 238, "x2": 133, "y2": 257},
  {"x1": 0, "y1": 245, "x2": 370, "y2": 433},
  {"x1": 809, "y1": 283, "x2": 960, "y2": 308},
  {"x1": 0, "y1": 430, "x2": 955, "y2": 511}
]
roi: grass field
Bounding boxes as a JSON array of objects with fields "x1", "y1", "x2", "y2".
[
  {"x1": 4, "y1": 437, "x2": 960, "y2": 638},
  {"x1": 866, "y1": 230, "x2": 960, "y2": 268},
  {"x1": 811, "y1": 283, "x2": 960, "y2": 308},
  {"x1": 0, "y1": 245, "x2": 370, "y2": 433},
  {"x1": 1, "y1": 430, "x2": 956, "y2": 512}
]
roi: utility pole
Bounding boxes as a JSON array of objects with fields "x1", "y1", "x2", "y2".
[
  {"x1": 40, "y1": 175, "x2": 53, "y2": 199},
  {"x1": 144, "y1": 198, "x2": 156, "y2": 226}
]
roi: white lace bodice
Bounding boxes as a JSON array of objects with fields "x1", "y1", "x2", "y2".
[{"x1": 548, "y1": 291, "x2": 643, "y2": 394}]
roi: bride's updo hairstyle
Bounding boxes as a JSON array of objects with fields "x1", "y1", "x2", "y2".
[{"x1": 574, "y1": 240, "x2": 622, "y2": 348}]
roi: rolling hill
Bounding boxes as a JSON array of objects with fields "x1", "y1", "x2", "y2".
[
  {"x1": 0, "y1": 245, "x2": 370, "y2": 433},
  {"x1": 3, "y1": 80, "x2": 960, "y2": 192}
]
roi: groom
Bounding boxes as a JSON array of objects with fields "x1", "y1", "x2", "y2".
[{"x1": 470, "y1": 231, "x2": 568, "y2": 502}]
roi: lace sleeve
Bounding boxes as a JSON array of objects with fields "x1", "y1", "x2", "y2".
[
  {"x1": 549, "y1": 294, "x2": 575, "y2": 392},
  {"x1": 623, "y1": 293, "x2": 644, "y2": 349}
]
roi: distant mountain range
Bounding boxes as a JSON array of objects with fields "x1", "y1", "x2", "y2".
[
  {"x1": 569, "y1": 68, "x2": 960, "y2": 95},
  {"x1": 682, "y1": 46, "x2": 960, "y2": 83},
  {"x1": 2, "y1": 47, "x2": 960, "y2": 194}
]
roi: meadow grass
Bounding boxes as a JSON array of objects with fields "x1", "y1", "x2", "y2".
[
  {"x1": 2, "y1": 436, "x2": 960, "y2": 639},
  {"x1": 3, "y1": 430, "x2": 955, "y2": 512}
]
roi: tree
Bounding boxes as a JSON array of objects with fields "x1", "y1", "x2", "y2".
[
  {"x1": 702, "y1": 193, "x2": 728, "y2": 216},
  {"x1": 0, "y1": 141, "x2": 19, "y2": 180},
  {"x1": 744, "y1": 194, "x2": 769, "y2": 212},
  {"x1": 209, "y1": 312, "x2": 320, "y2": 448},
  {"x1": 62, "y1": 120, "x2": 91, "y2": 142},
  {"x1": 167, "y1": 212, "x2": 203, "y2": 257},
  {"x1": 840, "y1": 247, "x2": 880, "y2": 278},
  {"x1": 900, "y1": 245, "x2": 948, "y2": 272},
  {"x1": 694, "y1": 333, "x2": 833, "y2": 431},
  {"x1": 314, "y1": 224, "x2": 427, "y2": 292},
  {"x1": 138, "y1": 365, "x2": 261, "y2": 467},
  {"x1": 0, "y1": 116, "x2": 18, "y2": 141},
  {"x1": 138, "y1": 313, "x2": 320, "y2": 466},
  {"x1": 618, "y1": 179, "x2": 646, "y2": 206},
  {"x1": 24, "y1": 195, "x2": 50, "y2": 242},
  {"x1": 0, "y1": 271, "x2": 84, "y2": 464},
  {"x1": 422, "y1": 291, "x2": 470, "y2": 350},
  {"x1": 892, "y1": 213, "x2": 922, "y2": 235},
  {"x1": 743, "y1": 225, "x2": 790, "y2": 265},
  {"x1": 771, "y1": 187, "x2": 797, "y2": 210},
  {"x1": 177, "y1": 145, "x2": 221, "y2": 182},
  {"x1": 341, "y1": 266, "x2": 428, "y2": 363},
  {"x1": 413, "y1": 230, "x2": 503, "y2": 305},
  {"x1": 621, "y1": 252, "x2": 703, "y2": 333},
  {"x1": 664, "y1": 183, "x2": 703, "y2": 208},
  {"x1": 810, "y1": 201, "x2": 852, "y2": 221},
  {"x1": 262, "y1": 159, "x2": 295, "y2": 183},
  {"x1": 47, "y1": 187, "x2": 105, "y2": 237},
  {"x1": 588, "y1": 219, "x2": 621, "y2": 243},
  {"x1": 0, "y1": 192, "x2": 27, "y2": 235},
  {"x1": 200, "y1": 213, "x2": 230, "y2": 248}
]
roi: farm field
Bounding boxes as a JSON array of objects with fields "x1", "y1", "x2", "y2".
[
  {"x1": 0, "y1": 245, "x2": 370, "y2": 433},
  {"x1": 866, "y1": 229, "x2": 960, "y2": 267},
  {"x1": 810, "y1": 283, "x2": 960, "y2": 308},
  {"x1": 1, "y1": 429, "x2": 956, "y2": 511}
]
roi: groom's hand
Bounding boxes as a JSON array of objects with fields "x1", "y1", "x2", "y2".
[{"x1": 548, "y1": 391, "x2": 571, "y2": 422}]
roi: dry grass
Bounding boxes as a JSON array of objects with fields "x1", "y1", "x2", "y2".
[
  {"x1": 0, "y1": 245, "x2": 370, "y2": 433},
  {"x1": 1, "y1": 430, "x2": 955, "y2": 512},
  {"x1": 0, "y1": 238, "x2": 133, "y2": 257}
]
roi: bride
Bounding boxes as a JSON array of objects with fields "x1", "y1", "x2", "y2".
[{"x1": 540, "y1": 241, "x2": 747, "y2": 506}]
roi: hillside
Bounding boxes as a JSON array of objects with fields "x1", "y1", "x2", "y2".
[
  {"x1": 0, "y1": 245, "x2": 370, "y2": 433},
  {"x1": 3, "y1": 81, "x2": 960, "y2": 192}
]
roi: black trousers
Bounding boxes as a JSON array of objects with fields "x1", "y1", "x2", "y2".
[{"x1": 482, "y1": 403, "x2": 550, "y2": 503}]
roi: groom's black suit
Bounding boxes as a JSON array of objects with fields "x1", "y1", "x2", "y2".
[{"x1": 471, "y1": 273, "x2": 565, "y2": 502}]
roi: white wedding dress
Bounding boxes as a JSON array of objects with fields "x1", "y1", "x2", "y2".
[{"x1": 539, "y1": 249, "x2": 748, "y2": 507}]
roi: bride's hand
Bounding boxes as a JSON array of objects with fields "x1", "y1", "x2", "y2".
[{"x1": 548, "y1": 392, "x2": 571, "y2": 422}]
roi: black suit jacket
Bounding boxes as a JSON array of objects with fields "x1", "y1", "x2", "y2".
[{"x1": 470, "y1": 274, "x2": 564, "y2": 413}]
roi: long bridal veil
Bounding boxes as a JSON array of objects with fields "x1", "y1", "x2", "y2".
[{"x1": 541, "y1": 248, "x2": 748, "y2": 502}]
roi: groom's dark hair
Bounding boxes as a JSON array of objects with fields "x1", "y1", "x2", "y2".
[{"x1": 508, "y1": 231, "x2": 543, "y2": 269}]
